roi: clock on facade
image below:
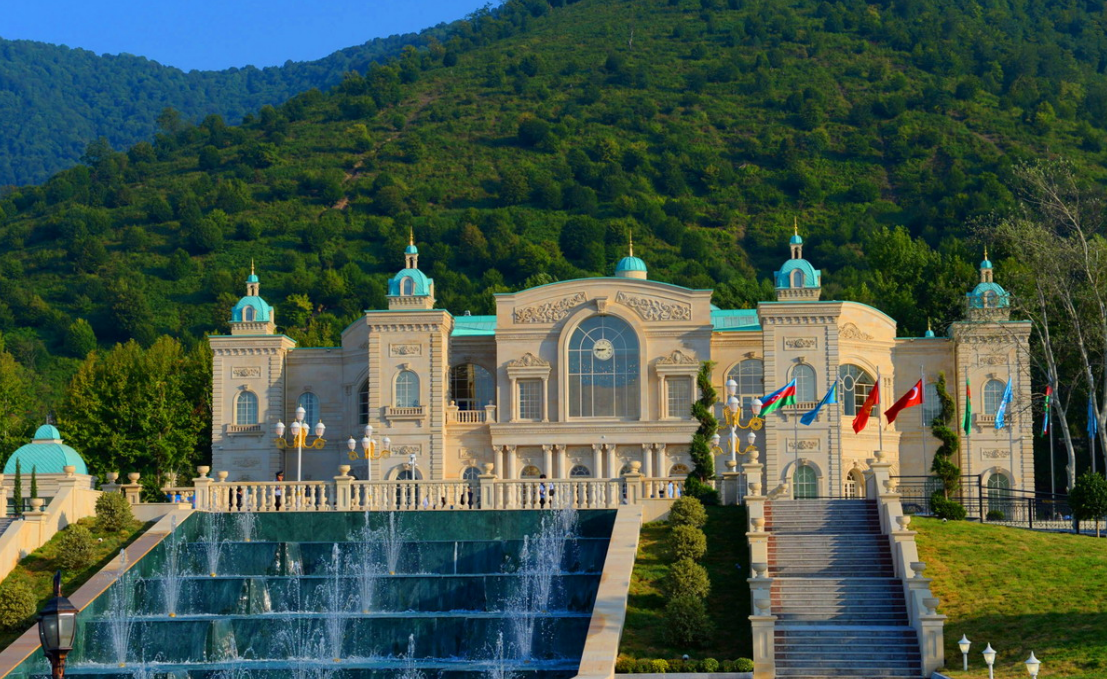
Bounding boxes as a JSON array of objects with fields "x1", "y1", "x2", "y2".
[{"x1": 593, "y1": 339, "x2": 615, "y2": 360}]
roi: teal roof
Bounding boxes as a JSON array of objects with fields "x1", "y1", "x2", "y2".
[
  {"x1": 388, "y1": 268, "x2": 433, "y2": 296},
  {"x1": 968, "y1": 282, "x2": 1010, "y2": 308},
  {"x1": 232, "y1": 295, "x2": 273, "y2": 323},
  {"x1": 452, "y1": 315, "x2": 497, "y2": 337},
  {"x1": 711, "y1": 308, "x2": 761, "y2": 332},
  {"x1": 405, "y1": 244, "x2": 419, "y2": 255},
  {"x1": 615, "y1": 256, "x2": 648, "y2": 273},
  {"x1": 981, "y1": 258, "x2": 993, "y2": 269},
  {"x1": 246, "y1": 273, "x2": 259, "y2": 283},
  {"x1": 790, "y1": 233, "x2": 803, "y2": 245},
  {"x1": 4, "y1": 426, "x2": 88, "y2": 475},
  {"x1": 774, "y1": 258, "x2": 822, "y2": 288},
  {"x1": 924, "y1": 328, "x2": 936, "y2": 338}
]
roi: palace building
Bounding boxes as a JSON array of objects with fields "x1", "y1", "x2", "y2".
[{"x1": 209, "y1": 232, "x2": 1032, "y2": 499}]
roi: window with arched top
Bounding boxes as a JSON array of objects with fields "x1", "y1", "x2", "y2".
[
  {"x1": 793, "y1": 465, "x2": 817, "y2": 499},
  {"x1": 236, "y1": 391, "x2": 258, "y2": 425},
  {"x1": 520, "y1": 465, "x2": 541, "y2": 478},
  {"x1": 844, "y1": 469, "x2": 866, "y2": 499},
  {"x1": 244, "y1": 306, "x2": 256, "y2": 322},
  {"x1": 793, "y1": 364, "x2": 816, "y2": 402},
  {"x1": 570, "y1": 465, "x2": 592, "y2": 477},
  {"x1": 396, "y1": 370, "x2": 420, "y2": 408},
  {"x1": 462, "y1": 466, "x2": 481, "y2": 481},
  {"x1": 449, "y1": 364, "x2": 495, "y2": 411},
  {"x1": 358, "y1": 379, "x2": 369, "y2": 425},
  {"x1": 727, "y1": 359, "x2": 765, "y2": 418},
  {"x1": 401, "y1": 277, "x2": 415, "y2": 295},
  {"x1": 922, "y1": 382, "x2": 941, "y2": 425},
  {"x1": 299, "y1": 392, "x2": 319, "y2": 428},
  {"x1": 983, "y1": 291, "x2": 996, "y2": 307},
  {"x1": 987, "y1": 473, "x2": 1012, "y2": 515},
  {"x1": 792, "y1": 269, "x2": 804, "y2": 287},
  {"x1": 839, "y1": 365, "x2": 875, "y2": 416},
  {"x1": 983, "y1": 379, "x2": 1006, "y2": 416},
  {"x1": 568, "y1": 315, "x2": 640, "y2": 418},
  {"x1": 669, "y1": 464, "x2": 690, "y2": 476}
]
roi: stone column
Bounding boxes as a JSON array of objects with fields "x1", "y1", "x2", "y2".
[
  {"x1": 641, "y1": 443, "x2": 653, "y2": 478},
  {"x1": 656, "y1": 444, "x2": 668, "y2": 477},
  {"x1": 334, "y1": 465, "x2": 352, "y2": 511},
  {"x1": 542, "y1": 445, "x2": 553, "y2": 477},
  {"x1": 591, "y1": 444, "x2": 603, "y2": 479},
  {"x1": 623, "y1": 462, "x2": 643, "y2": 504},
  {"x1": 555, "y1": 445, "x2": 567, "y2": 479},
  {"x1": 478, "y1": 462, "x2": 497, "y2": 509},
  {"x1": 506, "y1": 445, "x2": 518, "y2": 480},
  {"x1": 193, "y1": 466, "x2": 213, "y2": 511},
  {"x1": 605, "y1": 444, "x2": 616, "y2": 479},
  {"x1": 122, "y1": 473, "x2": 142, "y2": 505},
  {"x1": 541, "y1": 377, "x2": 549, "y2": 422},
  {"x1": 102, "y1": 472, "x2": 121, "y2": 495},
  {"x1": 509, "y1": 377, "x2": 518, "y2": 421}
]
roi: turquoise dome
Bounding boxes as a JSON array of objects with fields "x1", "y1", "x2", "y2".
[
  {"x1": 968, "y1": 281, "x2": 1010, "y2": 309},
  {"x1": 231, "y1": 295, "x2": 273, "y2": 323},
  {"x1": 246, "y1": 273, "x2": 259, "y2": 284},
  {"x1": 981, "y1": 258, "x2": 993, "y2": 269},
  {"x1": 405, "y1": 243, "x2": 419, "y2": 255},
  {"x1": 774, "y1": 258, "x2": 821, "y2": 288},
  {"x1": 615, "y1": 256, "x2": 648, "y2": 273},
  {"x1": 4, "y1": 425, "x2": 88, "y2": 475},
  {"x1": 389, "y1": 268, "x2": 434, "y2": 296},
  {"x1": 790, "y1": 233, "x2": 803, "y2": 245},
  {"x1": 924, "y1": 328, "x2": 936, "y2": 338}
]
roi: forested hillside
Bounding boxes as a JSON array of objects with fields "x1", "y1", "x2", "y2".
[
  {"x1": 0, "y1": 27, "x2": 449, "y2": 186},
  {"x1": 4, "y1": 0, "x2": 1107, "y2": 473}
]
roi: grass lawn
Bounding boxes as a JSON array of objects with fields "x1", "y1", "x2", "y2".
[
  {"x1": 0, "y1": 516, "x2": 151, "y2": 650},
  {"x1": 914, "y1": 517, "x2": 1107, "y2": 679},
  {"x1": 619, "y1": 506, "x2": 751, "y2": 660}
]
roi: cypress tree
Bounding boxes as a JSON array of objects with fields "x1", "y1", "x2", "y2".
[
  {"x1": 12, "y1": 460, "x2": 22, "y2": 516},
  {"x1": 685, "y1": 361, "x2": 720, "y2": 504},
  {"x1": 30, "y1": 465, "x2": 38, "y2": 500}
]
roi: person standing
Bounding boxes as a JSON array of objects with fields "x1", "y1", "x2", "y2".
[{"x1": 274, "y1": 470, "x2": 284, "y2": 510}]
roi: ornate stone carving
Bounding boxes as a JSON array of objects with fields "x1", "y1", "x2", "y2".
[
  {"x1": 513, "y1": 292, "x2": 588, "y2": 323},
  {"x1": 231, "y1": 366, "x2": 261, "y2": 378},
  {"x1": 981, "y1": 449, "x2": 1010, "y2": 459},
  {"x1": 394, "y1": 445, "x2": 422, "y2": 456},
  {"x1": 784, "y1": 337, "x2": 818, "y2": 349},
  {"x1": 979, "y1": 355, "x2": 1008, "y2": 366},
  {"x1": 657, "y1": 349, "x2": 698, "y2": 365},
  {"x1": 839, "y1": 323, "x2": 873, "y2": 341},
  {"x1": 389, "y1": 343, "x2": 422, "y2": 357},
  {"x1": 785, "y1": 439, "x2": 821, "y2": 451},
  {"x1": 507, "y1": 352, "x2": 550, "y2": 368},
  {"x1": 616, "y1": 291, "x2": 692, "y2": 321}
]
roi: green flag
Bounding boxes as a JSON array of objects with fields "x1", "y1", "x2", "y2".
[{"x1": 962, "y1": 377, "x2": 972, "y2": 435}]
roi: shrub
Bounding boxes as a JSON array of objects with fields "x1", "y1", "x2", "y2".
[
  {"x1": 670, "y1": 524, "x2": 707, "y2": 561},
  {"x1": 986, "y1": 509, "x2": 1006, "y2": 521},
  {"x1": 0, "y1": 579, "x2": 36, "y2": 630},
  {"x1": 666, "y1": 558, "x2": 711, "y2": 599},
  {"x1": 720, "y1": 659, "x2": 735, "y2": 672},
  {"x1": 615, "y1": 657, "x2": 635, "y2": 673},
  {"x1": 929, "y1": 492, "x2": 967, "y2": 520},
  {"x1": 666, "y1": 659, "x2": 685, "y2": 673},
  {"x1": 634, "y1": 659, "x2": 652, "y2": 674},
  {"x1": 96, "y1": 491, "x2": 134, "y2": 532},
  {"x1": 668, "y1": 496, "x2": 707, "y2": 528},
  {"x1": 56, "y1": 524, "x2": 96, "y2": 571},
  {"x1": 1070, "y1": 471, "x2": 1107, "y2": 537},
  {"x1": 683, "y1": 659, "x2": 700, "y2": 672},
  {"x1": 734, "y1": 658, "x2": 754, "y2": 672},
  {"x1": 701, "y1": 658, "x2": 719, "y2": 673},
  {"x1": 649, "y1": 659, "x2": 669, "y2": 673},
  {"x1": 664, "y1": 595, "x2": 713, "y2": 646}
]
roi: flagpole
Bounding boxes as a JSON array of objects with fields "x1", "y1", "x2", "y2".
[
  {"x1": 1048, "y1": 397, "x2": 1056, "y2": 495},
  {"x1": 837, "y1": 377, "x2": 843, "y2": 498},
  {"x1": 1007, "y1": 359, "x2": 1014, "y2": 477},
  {"x1": 877, "y1": 367, "x2": 884, "y2": 455},
  {"x1": 920, "y1": 364, "x2": 927, "y2": 466}
]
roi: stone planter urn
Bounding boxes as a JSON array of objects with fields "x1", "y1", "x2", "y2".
[
  {"x1": 751, "y1": 517, "x2": 765, "y2": 532},
  {"x1": 725, "y1": 459, "x2": 738, "y2": 470},
  {"x1": 217, "y1": 471, "x2": 229, "y2": 482},
  {"x1": 128, "y1": 473, "x2": 141, "y2": 483},
  {"x1": 629, "y1": 460, "x2": 642, "y2": 473},
  {"x1": 29, "y1": 498, "x2": 45, "y2": 511},
  {"x1": 106, "y1": 472, "x2": 119, "y2": 484},
  {"x1": 62, "y1": 465, "x2": 76, "y2": 478},
  {"x1": 481, "y1": 462, "x2": 495, "y2": 475},
  {"x1": 338, "y1": 465, "x2": 351, "y2": 477},
  {"x1": 896, "y1": 515, "x2": 912, "y2": 530},
  {"x1": 196, "y1": 466, "x2": 211, "y2": 478}
]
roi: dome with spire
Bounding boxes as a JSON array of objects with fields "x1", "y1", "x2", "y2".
[
  {"x1": 967, "y1": 247, "x2": 1009, "y2": 311},
  {"x1": 615, "y1": 234, "x2": 648, "y2": 279},
  {"x1": 3, "y1": 424, "x2": 88, "y2": 475},
  {"x1": 774, "y1": 220, "x2": 822, "y2": 301},
  {"x1": 231, "y1": 263, "x2": 273, "y2": 324},
  {"x1": 388, "y1": 230, "x2": 436, "y2": 308}
]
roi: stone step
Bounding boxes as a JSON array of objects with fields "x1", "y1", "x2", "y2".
[
  {"x1": 772, "y1": 601, "x2": 907, "y2": 611},
  {"x1": 777, "y1": 660, "x2": 920, "y2": 670}
]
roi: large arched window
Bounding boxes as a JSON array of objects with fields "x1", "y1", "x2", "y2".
[
  {"x1": 568, "y1": 315, "x2": 640, "y2": 418},
  {"x1": 358, "y1": 379, "x2": 369, "y2": 425},
  {"x1": 727, "y1": 359, "x2": 764, "y2": 418},
  {"x1": 922, "y1": 382, "x2": 940, "y2": 425},
  {"x1": 244, "y1": 307, "x2": 256, "y2": 322},
  {"x1": 449, "y1": 364, "x2": 495, "y2": 411},
  {"x1": 236, "y1": 391, "x2": 258, "y2": 425},
  {"x1": 401, "y1": 277, "x2": 415, "y2": 296},
  {"x1": 792, "y1": 270, "x2": 804, "y2": 287},
  {"x1": 396, "y1": 371, "x2": 420, "y2": 408},
  {"x1": 793, "y1": 364, "x2": 816, "y2": 402},
  {"x1": 839, "y1": 365, "x2": 875, "y2": 416},
  {"x1": 983, "y1": 379, "x2": 1006, "y2": 416},
  {"x1": 299, "y1": 392, "x2": 319, "y2": 428},
  {"x1": 987, "y1": 473, "x2": 1012, "y2": 516},
  {"x1": 793, "y1": 465, "x2": 817, "y2": 499}
]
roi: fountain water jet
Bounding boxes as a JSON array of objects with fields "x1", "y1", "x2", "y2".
[
  {"x1": 105, "y1": 549, "x2": 136, "y2": 667},
  {"x1": 159, "y1": 516, "x2": 187, "y2": 617}
]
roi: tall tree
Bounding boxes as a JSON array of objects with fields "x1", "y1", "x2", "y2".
[{"x1": 685, "y1": 361, "x2": 719, "y2": 503}]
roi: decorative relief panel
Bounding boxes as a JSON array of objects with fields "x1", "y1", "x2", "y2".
[
  {"x1": 616, "y1": 291, "x2": 692, "y2": 321},
  {"x1": 839, "y1": 323, "x2": 873, "y2": 341},
  {"x1": 389, "y1": 343, "x2": 422, "y2": 357},
  {"x1": 657, "y1": 349, "x2": 697, "y2": 365},
  {"x1": 513, "y1": 292, "x2": 588, "y2": 324},
  {"x1": 232, "y1": 457, "x2": 261, "y2": 468},
  {"x1": 231, "y1": 366, "x2": 261, "y2": 378},
  {"x1": 981, "y1": 449, "x2": 1010, "y2": 459},
  {"x1": 783, "y1": 337, "x2": 818, "y2": 349},
  {"x1": 394, "y1": 445, "x2": 422, "y2": 456},
  {"x1": 507, "y1": 352, "x2": 550, "y2": 368},
  {"x1": 785, "y1": 439, "x2": 821, "y2": 451},
  {"x1": 979, "y1": 355, "x2": 1008, "y2": 366}
]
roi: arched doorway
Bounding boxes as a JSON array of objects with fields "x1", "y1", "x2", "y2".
[
  {"x1": 986, "y1": 473, "x2": 1012, "y2": 518},
  {"x1": 793, "y1": 465, "x2": 817, "y2": 499}
]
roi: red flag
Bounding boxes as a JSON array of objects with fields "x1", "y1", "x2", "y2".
[
  {"x1": 885, "y1": 379, "x2": 924, "y2": 424},
  {"x1": 852, "y1": 381, "x2": 881, "y2": 434}
]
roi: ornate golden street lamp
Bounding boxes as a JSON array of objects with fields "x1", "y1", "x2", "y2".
[
  {"x1": 275, "y1": 405, "x2": 326, "y2": 482},
  {"x1": 718, "y1": 378, "x2": 763, "y2": 468},
  {"x1": 346, "y1": 425, "x2": 392, "y2": 481}
]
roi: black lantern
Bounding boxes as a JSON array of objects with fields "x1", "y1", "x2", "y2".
[{"x1": 38, "y1": 571, "x2": 77, "y2": 679}]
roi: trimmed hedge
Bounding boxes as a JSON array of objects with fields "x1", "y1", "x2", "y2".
[
  {"x1": 56, "y1": 524, "x2": 96, "y2": 571},
  {"x1": 666, "y1": 557, "x2": 711, "y2": 599},
  {"x1": 669, "y1": 524, "x2": 707, "y2": 561},
  {"x1": 0, "y1": 580, "x2": 36, "y2": 631},
  {"x1": 95, "y1": 491, "x2": 135, "y2": 532},
  {"x1": 668, "y1": 496, "x2": 707, "y2": 529},
  {"x1": 615, "y1": 655, "x2": 755, "y2": 673},
  {"x1": 664, "y1": 595, "x2": 714, "y2": 646}
]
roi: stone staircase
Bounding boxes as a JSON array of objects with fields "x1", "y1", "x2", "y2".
[{"x1": 765, "y1": 499, "x2": 922, "y2": 679}]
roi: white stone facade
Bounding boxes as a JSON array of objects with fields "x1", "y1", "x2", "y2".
[{"x1": 209, "y1": 237, "x2": 1033, "y2": 497}]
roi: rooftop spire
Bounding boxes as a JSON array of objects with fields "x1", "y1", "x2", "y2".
[
  {"x1": 409, "y1": 227, "x2": 414, "y2": 247},
  {"x1": 628, "y1": 230, "x2": 634, "y2": 258},
  {"x1": 794, "y1": 216, "x2": 799, "y2": 237}
]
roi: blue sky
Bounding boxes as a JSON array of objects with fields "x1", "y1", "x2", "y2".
[{"x1": 1, "y1": 0, "x2": 490, "y2": 72}]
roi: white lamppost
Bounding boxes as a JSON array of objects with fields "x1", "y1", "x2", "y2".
[
  {"x1": 958, "y1": 635, "x2": 971, "y2": 672},
  {"x1": 274, "y1": 405, "x2": 326, "y2": 482},
  {"x1": 346, "y1": 424, "x2": 392, "y2": 481},
  {"x1": 1025, "y1": 652, "x2": 1041, "y2": 678},
  {"x1": 983, "y1": 643, "x2": 997, "y2": 679}
]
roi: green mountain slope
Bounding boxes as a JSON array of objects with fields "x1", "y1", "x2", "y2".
[
  {"x1": 0, "y1": 27, "x2": 450, "y2": 186},
  {"x1": 3, "y1": 0, "x2": 1107, "y2": 407}
]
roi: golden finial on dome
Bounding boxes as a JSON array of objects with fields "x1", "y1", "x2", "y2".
[
  {"x1": 251, "y1": 259, "x2": 255, "y2": 276},
  {"x1": 927, "y1": 317, "x2": 932, "y2": 332},
  {"x1": 984, "y1": 245, "x2": 988, "y2": 261},
  {"x1": 794, "y1": 216, "x2": 799, "y2": 236},
  {"x1": 628, "y1": 230, "x2": 634, "y2": 258},
  {"x1": 409, "y1": 227, "x2": 415, "y2": 246}
]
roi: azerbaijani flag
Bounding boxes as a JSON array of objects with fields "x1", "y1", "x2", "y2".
[
  {"x1": 962, "y1": 377, "x2": 972, "y2": 435},
  {"x1": 1042, "y1": 385, "x2": 1052, "y2": 436},
  {"x1": 759, "y1": 379, "x2": 797, "y2": 416}
]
